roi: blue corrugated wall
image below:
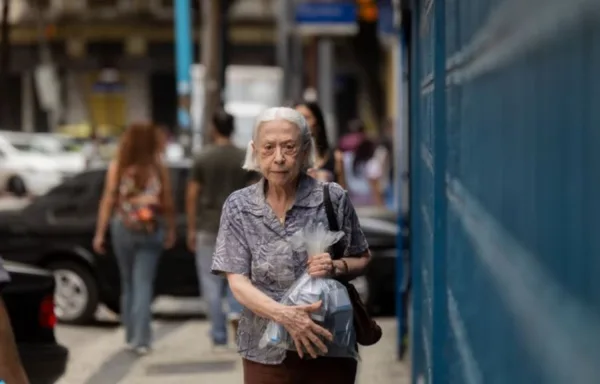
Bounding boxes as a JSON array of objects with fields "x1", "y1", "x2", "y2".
[{"x1": 409, "y1": 0, "x2": 600, "y2": 383}]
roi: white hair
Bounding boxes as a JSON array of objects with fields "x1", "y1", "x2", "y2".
[{"x1": 242, "y1": 107, "x2": 316, "y2": 172}]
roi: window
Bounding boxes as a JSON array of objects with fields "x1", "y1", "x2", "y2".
[
  {"x1": 30, "y1": 170, "x2": 103, "y2": 212},
  {"x1": 158, "y1": 0, "x2": 199, "y2": 9},
  {"x1": 88, "y1": 0, "x2": 119, "y2": 7}
]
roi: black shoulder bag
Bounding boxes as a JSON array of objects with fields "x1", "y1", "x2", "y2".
[{"x1": 323, "y1": 184, "x2": 382, "y2": 346}]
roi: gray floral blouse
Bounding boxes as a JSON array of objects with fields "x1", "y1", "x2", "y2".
[{"x1": 212, "y1": 173, "x2": 369, "y2": 365}]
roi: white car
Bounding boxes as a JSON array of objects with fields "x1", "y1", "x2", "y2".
[
  {"x1": 0, "y1": 132, "x2": 86, "y2": 177},
  {"x1": 0, "y1": 134, "x2": 64, "y2": 197}
]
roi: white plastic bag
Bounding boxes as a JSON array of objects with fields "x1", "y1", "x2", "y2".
[{"x1": 259, "y1": 221, "x2": 358, "y2": 359}]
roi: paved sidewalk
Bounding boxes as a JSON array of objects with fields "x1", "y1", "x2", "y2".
[{"x1": 121, "y1": 318, "x2": 410, "y2": 383}]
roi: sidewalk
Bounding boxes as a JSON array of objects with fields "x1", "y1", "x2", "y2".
[{"x1": 121, "y1": 318, "x2": 410, "y2": 383}]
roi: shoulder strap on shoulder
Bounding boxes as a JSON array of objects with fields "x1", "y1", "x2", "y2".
[
  {"x1": 323, "y1": 183, "x2": 345, "y2": 260},
  {"x1": 323, "y1": 183, "x2": 338, "y2": 231}
]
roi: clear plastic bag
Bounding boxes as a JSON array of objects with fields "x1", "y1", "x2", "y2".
[{"x1": 259, "y1": 221, "x2": 358, "y2": 359}]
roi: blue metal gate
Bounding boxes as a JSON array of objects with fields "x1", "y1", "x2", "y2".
[{"x1": 409, "y1": 0, "x2": 600, "y2": 383}]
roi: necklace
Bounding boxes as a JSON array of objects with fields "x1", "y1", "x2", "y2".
[
  {"x1": 265, "y1": 183, "x2": 297, "y2": 225},
  {"x1": 278, "y1": 201, "x2": 294, "y2": 224}
]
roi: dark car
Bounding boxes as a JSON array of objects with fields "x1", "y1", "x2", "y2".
[
  {"x1": 2, "y1": 261, "x2": 69, "y2": 383},
  {"x1": 0, "y1": 160, "x2": 404, "y2": 324}
]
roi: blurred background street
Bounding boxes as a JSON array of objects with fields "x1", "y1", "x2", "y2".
[
  {"x1": 0, "y1": 0, "x2": 410, "y2": 382},
  {"x1": 2, "y1": 0, "x2": 597, "y2": 383}
]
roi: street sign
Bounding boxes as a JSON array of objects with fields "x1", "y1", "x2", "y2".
[
  {"x1": 294, "y1": 1, "x2": 358, "y2": 36},
  {"x1": 378, "y1": 0, "x2": 395, "y2": 36}
]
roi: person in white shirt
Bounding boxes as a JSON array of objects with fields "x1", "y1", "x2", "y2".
[{"x1": 343, "y1": 137, "x2": 387, "y2": 207}]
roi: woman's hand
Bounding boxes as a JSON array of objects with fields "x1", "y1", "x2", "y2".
[
  {"x1": 307, "y1": 252, "x2": 334, "y2": 278},
  {"x1": 164, "y1": 228, "x2": 176, "y2": 249},
  {"x1": 278, "y1": 301, "x2": 333, "y2": 359},
  {"x1": 93, "y1": 233, "x2": 105, "y2": 254}
]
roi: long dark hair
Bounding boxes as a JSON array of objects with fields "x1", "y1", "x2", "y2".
[
  {"x1": 353, "y1": 138, "x2": 376, "y2": 175},
  {"x1": 291, "y1": 101, "x2": 331, "y2": 158}
]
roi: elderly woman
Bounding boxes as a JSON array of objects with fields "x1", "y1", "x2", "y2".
[{"x1": 212, "y1": 107, "x2": 372, "y2": 383}]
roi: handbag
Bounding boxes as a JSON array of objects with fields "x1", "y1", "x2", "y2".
[{"x1": 323, "y1": 184, "x2": 382, "y2": 346}]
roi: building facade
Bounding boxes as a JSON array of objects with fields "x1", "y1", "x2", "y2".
[{"x1": 7, "y1": 0, "x2": 277, "y2": 135}]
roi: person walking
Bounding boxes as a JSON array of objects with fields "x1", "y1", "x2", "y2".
[
  {"x1": 342, "y1": 133, "x2": 387, "y2": 207},
  {"x1": 93, "y1": 122, "x2": 176, "y2": 355},
  {"x1": 212, "y1": 107, "x2": 373, "y2": 383},
  {"x1": 293, "y1": 101, "x2": 347, "y2": 189},
  {"x1": 186, "y1": 109, "x2": 257, "y2": 350}
]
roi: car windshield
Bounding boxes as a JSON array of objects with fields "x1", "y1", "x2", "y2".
[
  {"x1": 3, "y1": 134, "x2": 80, "y2": 155},
  {"x1": 31, "y1": 137, "x2": 80, "y2": 154},
  {"x1": 10, "y1": 142, "x2": 33, "y2": 152}
]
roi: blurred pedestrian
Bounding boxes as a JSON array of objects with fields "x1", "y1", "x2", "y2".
[
  {"x1": 293, "y1": 101, "x2": 347, "y2": 189},
  {"x1": 82, "y1": 131, "x2": 102, "y2": 168},
  {"x1": 93, "y1": 122, "x2": 176, "y2": 355},
  {"x1": 185, "y1": 109, "x2": 257, "y2": 351},
  {"x1": 213, "y1": 107, "x2": 372, "y2": 383},
  {"x1": 343, "y1": 130, "x2": 387, "y2": 207},
  {"x1": 338, "y1": 119, "x2": 366, "y2": 153},
  {"x1": 378, "y1": 118, "x2": 395, "y2": 208}
]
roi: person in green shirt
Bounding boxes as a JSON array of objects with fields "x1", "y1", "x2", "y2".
[{"x1": 186, "y1": 109, "x2": 258, "y2": 350}]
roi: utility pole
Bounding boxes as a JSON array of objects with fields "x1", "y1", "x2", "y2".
[
  {"x1": 218, "y1": 0, "x2": 231, "y2": 99},
  {"x1": 277, "y1": 0, "x2": 291, "y2": 101},
  {"x1": 175, "y1": 0, "x2": 193, "y2": 156},
  {"x1": 34, "y1": 0, "x2": 60, "y2": 132},
  {"x1": 0, "y1": 0, "x2": 11, "y2": 123},
  {"x1": 200, "y1": 0, "x2": 222, "y2": 145}
]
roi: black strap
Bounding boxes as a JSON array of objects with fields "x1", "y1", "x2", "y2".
[{"x1": 323, "y1": 184, "x2": 345, "y2": 260}]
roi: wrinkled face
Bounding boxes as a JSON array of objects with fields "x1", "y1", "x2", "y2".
[
  {"x1": 295, "y1": 105, "x2": 317, "y2": 137},
  {"x1": 253, "y1": 119, "x2": 305, "y2": 187}
]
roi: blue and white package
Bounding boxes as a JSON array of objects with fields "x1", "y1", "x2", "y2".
[{"x1": 258, "y1": 222, "x2": 358, "y2": 359}]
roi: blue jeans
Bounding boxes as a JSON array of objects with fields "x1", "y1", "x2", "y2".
[
  {"x1": 111, "y1": 218, "x2": 164, "y2": 349},
  {"x1": 195, "y1": 232, "x2": 242, "y2": 345}
]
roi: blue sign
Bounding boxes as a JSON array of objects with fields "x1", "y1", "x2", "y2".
[
  {"x1": 295, "y1": 1, "x2": 358, "y2": 36},
  {"x1": 174, "y1": 0, "x2": 193, "y2": 130},
  {"x1": 378, "y1": 0, "x2": 395, "y2": 36}
]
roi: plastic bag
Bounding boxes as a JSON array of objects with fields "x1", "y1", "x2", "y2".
[{"x1": 259, "y1": 221, "x2": 358, "y2": 359}]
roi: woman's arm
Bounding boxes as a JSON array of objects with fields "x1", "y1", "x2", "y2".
[
  {"x1": 330, "y1": 184, "x2": 373, "y2": 278},
  {"x1": 333, "y1": 150, "x2": 347, "y2": 189},
  {"x1": 227, "y1": 273, "x2": 332, "y2": 358},
  {"x1": 226, "y1": 274, "x2": 286, "y2": 321},
  {"x1": 212, "y1": 198, "x2": 284, "y2": 321},
  {"x1": 94, "y1": 161, "x2": 119, "y2": 239},
  {"x1": 368, "y1": 178, "x2": 386, "y2": 207},
  {"x1": 365, "y1": 157, "x2": 385, "y2": 206},
  {"x1": 158, "y1": 164, "x2": 176, "y2": 233},
  {"x1": 333, "y1": 251, "x2": 372, "y2": 280}
]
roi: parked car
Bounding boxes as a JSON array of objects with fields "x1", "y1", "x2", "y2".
[
  {"x1": 0, "y1": 131, "x2": 86, "y2": 178},
  {"x1": 0, "y1": 134, "x2": 64, "y2": 197},
  {"x1": 0, "y1": 160, "x2": 403, "y2": 324},
  {"x1": 2, "y1": 261, "x2": 69, "y2": 383}
]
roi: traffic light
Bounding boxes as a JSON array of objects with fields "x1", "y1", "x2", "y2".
[{"x1": 357, "y1": 0, "x2": 378, "y2": 23}]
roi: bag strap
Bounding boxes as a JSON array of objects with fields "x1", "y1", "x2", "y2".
[{"x1": 323, "y1": 183, "x2": 345, "y2": 260}]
